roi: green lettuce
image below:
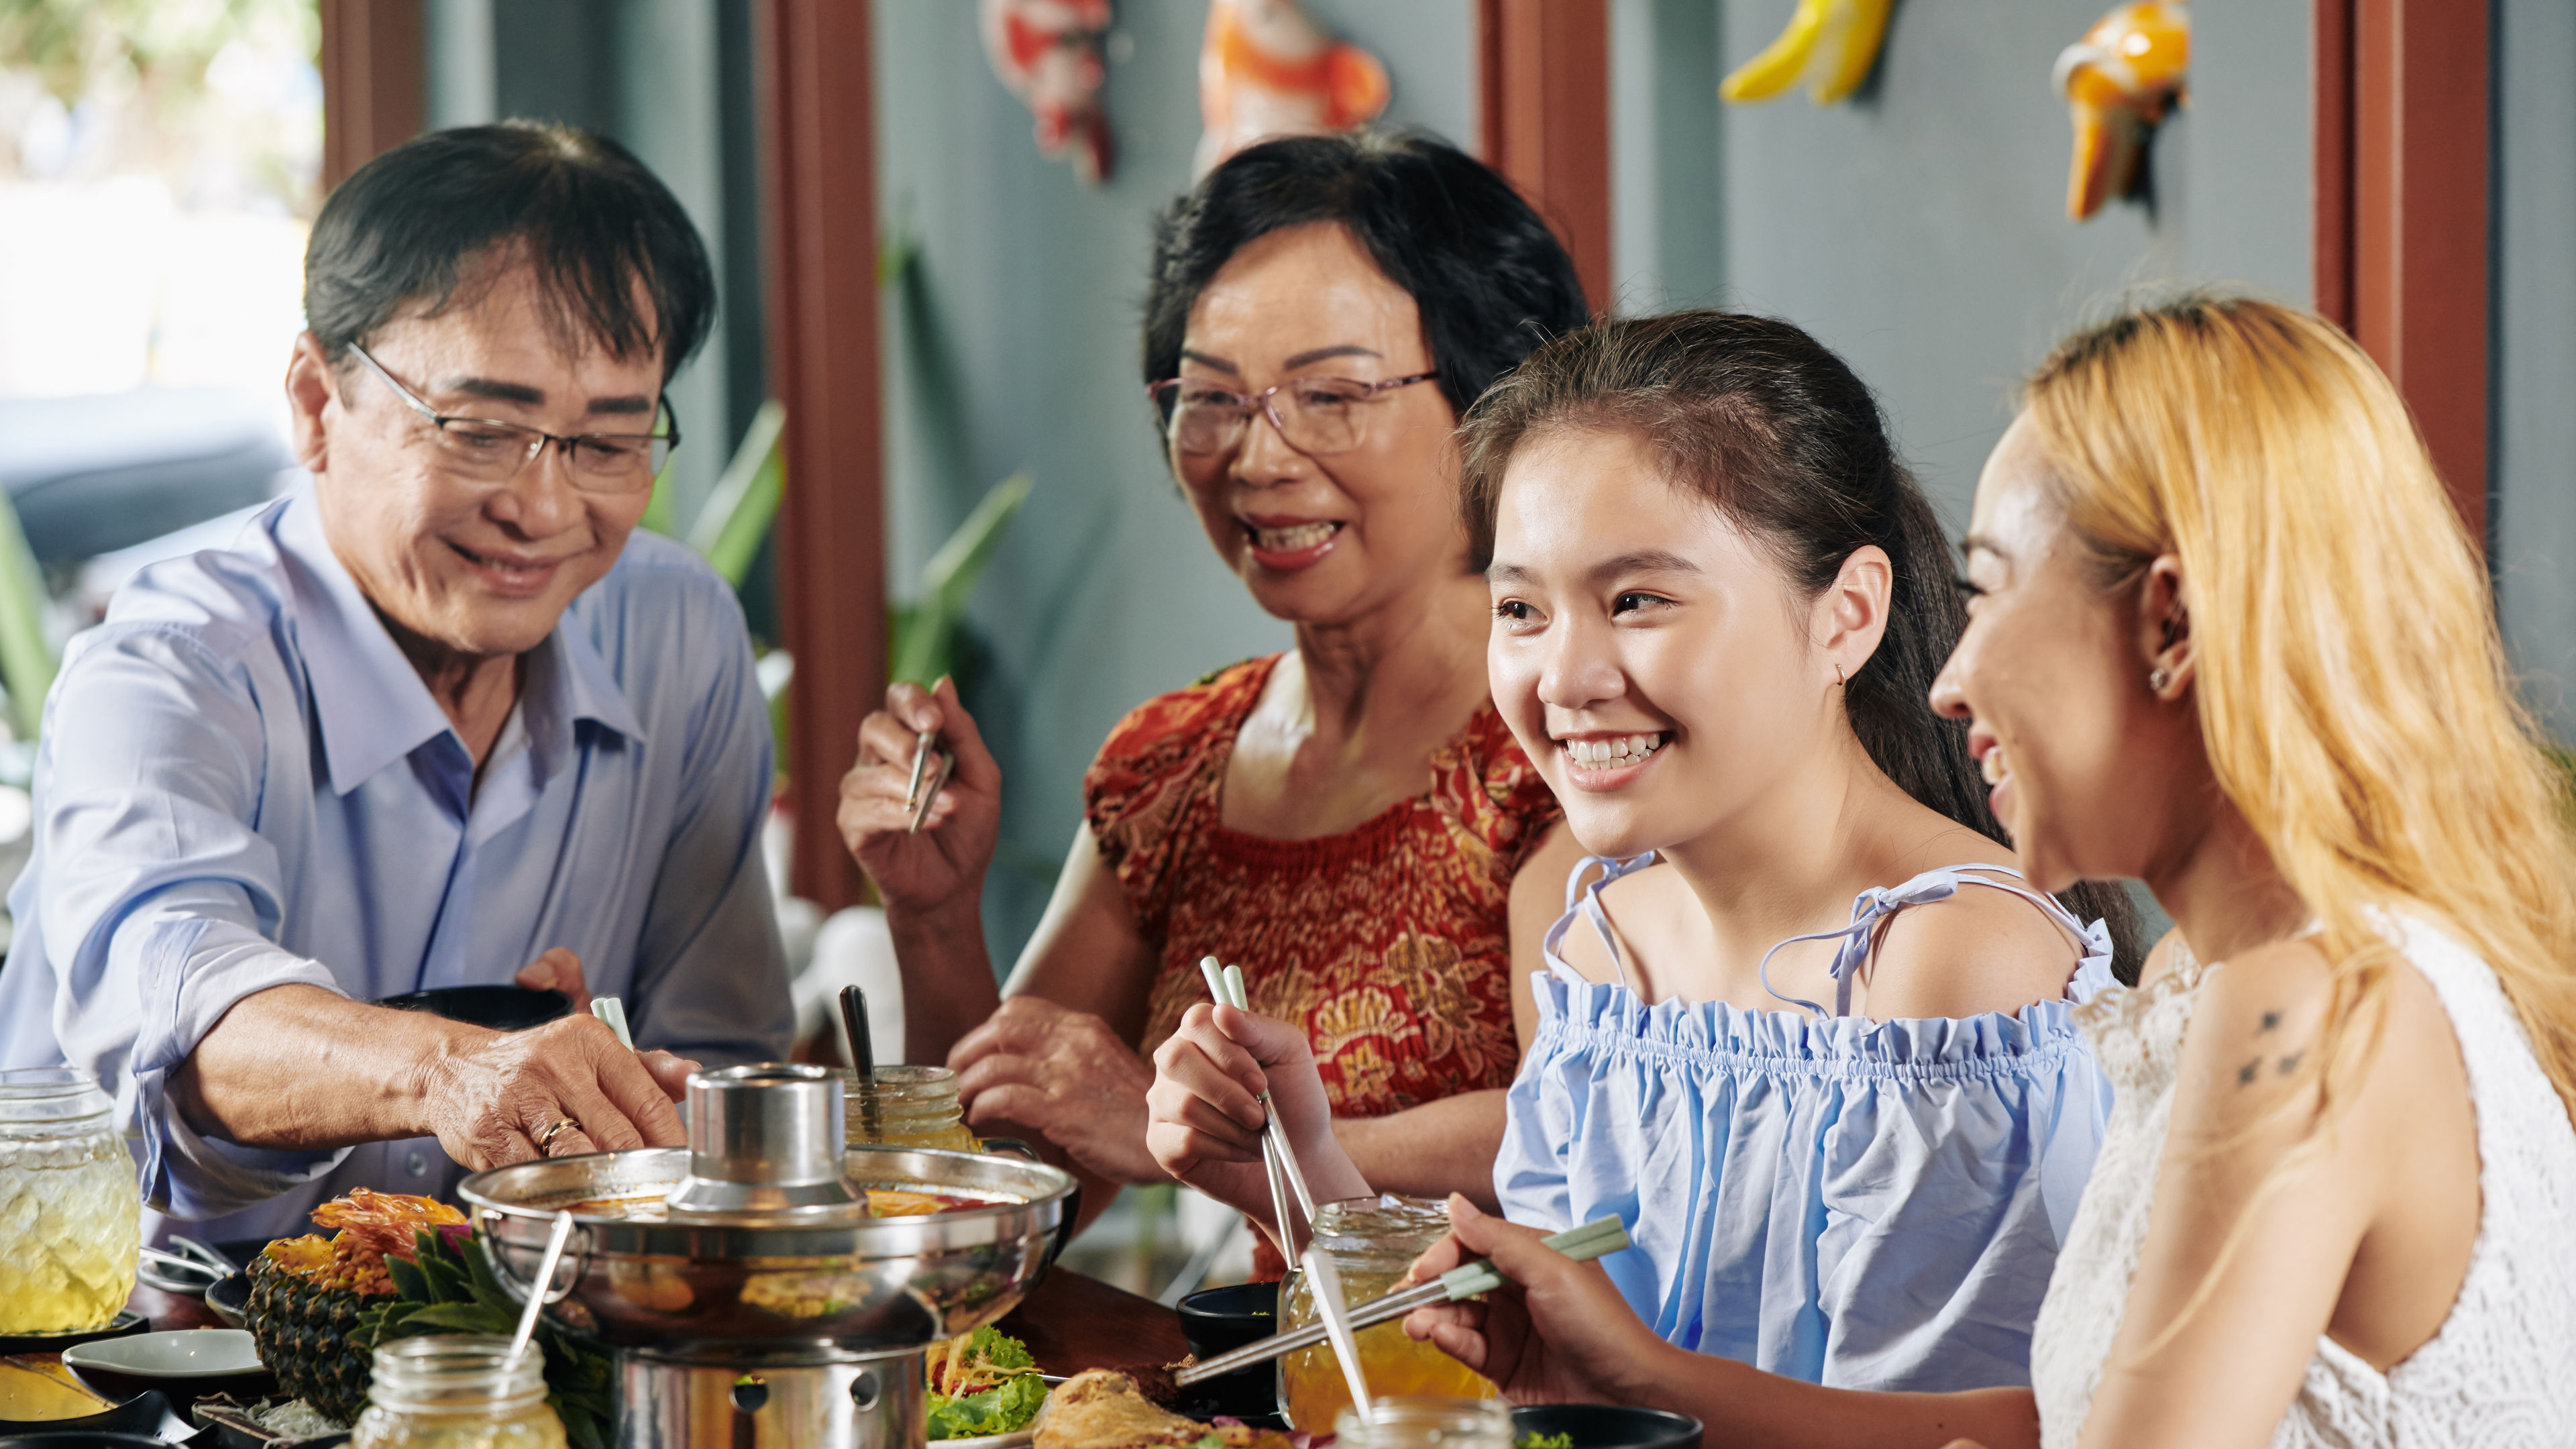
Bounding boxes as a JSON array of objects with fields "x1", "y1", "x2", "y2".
[
  {"x1": 925, "y1": 1327, "x2": 1046, "y2": 1438},
  {"x1": 926, "y1": 1373, "x2": 1046, "y2": 1438}
]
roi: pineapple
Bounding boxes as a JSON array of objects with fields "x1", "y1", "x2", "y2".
[{"x1": 243, "y1": 1189, "x2": 464, "y2": 1426}]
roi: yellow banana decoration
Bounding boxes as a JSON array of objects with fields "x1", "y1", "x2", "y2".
[
  {"x1": 1720, "y1": 0, "x2": 1895, "y2": 106},
  {"x1": 2055, "y1": 2, "x2": 2190, "y2": 220}
]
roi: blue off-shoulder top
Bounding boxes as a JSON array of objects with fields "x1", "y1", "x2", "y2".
[{"x1": 1495, "y1": 855, "x2": 2116, "y2": 1392}]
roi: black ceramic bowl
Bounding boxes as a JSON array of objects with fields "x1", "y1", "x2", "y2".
[
  {"x1": 1175, "y1": 1281, "x2": 1279, "y2": 1424},
  {"x1": 1511, "y1": 1404, "x2": 1703, "y2": 1449},
  {"x1": 376, "y1": 985, "x2": 570, "y2": 1032},
  {"x1": 0, "y1": 1435, "x2": 181, "y2": 1448}
]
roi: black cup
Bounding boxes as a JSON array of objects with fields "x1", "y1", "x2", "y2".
[
  {"x1": 376, "y1": 985, "x2": 570, "y2": 1032},
  {"x1": 1510, "y1": 1405, "x2": 1704, "y2": 1449},
  {"x1": 1175, "y1": 1281, "x2": 1280, "y2": 1424}
]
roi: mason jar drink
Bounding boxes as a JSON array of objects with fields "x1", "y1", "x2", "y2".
[
  {"x1": 1279, "y1": 1196, "x2": 1499, "y2": 1429},
  {"x1": 0, "y1": 1067, "x2": 140, "y2": 1334},
  {"x1": 843, "y1": 1065, "x2": 977, "y2": 1151},
  {"x1": 352, "y1": 1334, "x2": 567, "y2": 1449},
  {"x1": 1335, "y1": 1395, "x2": 1515, "y2": 1449}
]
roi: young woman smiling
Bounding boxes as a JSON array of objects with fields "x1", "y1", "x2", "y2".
[
  {"x1": 1149, "y1": 311, "x2": 2137, "y2": 1389},
  {"x1": 839, "y1": 133, "x2": 1591, "y2": 1248},
  {"x1": 1383, "y1": 297, "x2": 2576, "y2": 1447}
]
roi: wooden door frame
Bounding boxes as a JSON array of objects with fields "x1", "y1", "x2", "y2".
[
  {"x1": 2314, "y1": 0, "x2": 2492, "y2": 545},
  {"x1": 759, "y1": 0, "x2": 883, "y2": 910},
  {"x1": 1476, "y1": 0, "x2": 1613, "y2": 313},
  {"x1": 318, "y1": 0, "x2": 425, "y2": 189}
]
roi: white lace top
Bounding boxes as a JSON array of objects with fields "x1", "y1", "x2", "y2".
[{"x1": 2029, "y1": 916, "x2": 2576, "y2": 1448}]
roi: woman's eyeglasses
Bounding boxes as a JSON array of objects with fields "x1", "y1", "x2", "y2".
[
  {"x1": 347, "y1": 343, "x2": 678, "y2": 493},
  {"x1": 1147, "y1": 371, "x2": 1440, "y2": 458}
]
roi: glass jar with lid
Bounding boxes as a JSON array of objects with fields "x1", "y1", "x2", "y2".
[
  {"x1": 843, "y1": 1065, "x2": 977, "y2": 1151},
  {"x1": 352, "y1": 1335, "x2": 567, "y2": 1449},
  {"x1": 1278, "y1": 1195, "x2": 1499, "y2": 1429},
  {"x1": 0, "y1": 1067, "x2": 140, "y2": 1334},
  {"x1": 1334, "y1": 1396, "x2": 1516, "y2": 1449}
]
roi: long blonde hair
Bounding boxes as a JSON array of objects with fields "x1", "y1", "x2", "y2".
[{"x1": 2025, "y1": 293, "x2": 2576, "y2": 1128}]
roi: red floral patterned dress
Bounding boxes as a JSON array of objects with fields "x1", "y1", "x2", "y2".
[{"x1": 1085, "y1": 654, "x2": 1562, "y2": 1120}]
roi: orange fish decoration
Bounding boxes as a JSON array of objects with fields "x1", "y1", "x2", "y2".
[
  {"x1": 2054, "y1": 1, "x2": 2190, "y2": 221},
  {"x1": 1194, "y1": 0, "x2": 1392, "y2": 178},
  {"x1": 979, "y1": 0, "x2": 1116, "y2": 184}
]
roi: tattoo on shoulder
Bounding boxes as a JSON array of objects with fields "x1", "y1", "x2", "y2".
[
  {"x1": 2237, "y1": 1057, "x2": 2262, "y2": 1087},
  {"x1": 2277, "y1": 1051, "x2": 2304, "y2": 1076},
  {"x1": 2259, "y1": 1010, "x2": 2283, "y2": 1034}
]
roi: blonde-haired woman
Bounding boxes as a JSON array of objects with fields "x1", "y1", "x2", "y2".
[{"x1": 1390, "y1": 294, "x2": 2576, "y2": 1448}]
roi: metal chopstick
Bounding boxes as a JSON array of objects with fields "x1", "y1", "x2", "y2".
[
  {"x1": 1173, "y1": 1214, "x2": 1631, "y2": 1387},
  {"x1": 1220, "y1": 962, "x2": 1318, "y2": 1223},
  {"x1": 1304, "y1": 1246, "x2": 1375, "y2": 1423},
  {"x1": 1201, "y1": 957, "x2": 1302, "y2": 1260}
]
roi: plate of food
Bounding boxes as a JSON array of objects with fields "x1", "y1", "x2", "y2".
[
  {"x1": 927, "y1": 1326, "x2": 1046, "y2": 1448},
  {"x1": 1030, "y1": 1368, "x2": 1293, "y2": 1449}
]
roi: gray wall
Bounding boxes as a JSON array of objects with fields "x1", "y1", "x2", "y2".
[
  {"x1": 2493, "y1": 0, "x2": 2576, "y2": 737},
  {"x1": 424, "y1": 0, "x2": 767, "y2": 537},
  {"x1": 1615, "y1": 0, "x2": 2312, "y2": 530},
  {"x1": 873, "y1": 1, "x2": 1478, "y2": 958}
]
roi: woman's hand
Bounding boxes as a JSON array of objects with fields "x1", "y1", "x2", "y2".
[
  {"x1": 839, "y1": 678, "x2": 1002, "y2": 917},
  {"x1": 1401, "y1": 1196, "x2": 1671, "y2": 1407},
  {"x1": 415, "y1": 1012, "x2": 698, "y2": 1169},
  {"x1": 949, "y1": 996, "x2": 1162, "y2": 1184},
  {"x1": 1146, "y1": 1002, "x2": 1369, "y2": 1223}
]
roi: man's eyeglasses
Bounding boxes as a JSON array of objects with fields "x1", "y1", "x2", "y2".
[
  {"x1": 1147, "y1": 371, "x2": 1440, "y2": 459},
  {"x1": 347, "y1": 343, "x2": 678, "y2": 494}
]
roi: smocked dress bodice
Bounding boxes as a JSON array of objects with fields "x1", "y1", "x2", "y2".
[
  {"x1": 2030, "y1": 916, "x2": 2576, "y2": 1447},
  {"x1": 1494, "y1": 855, "x2": 2116, "y2": 1391}
]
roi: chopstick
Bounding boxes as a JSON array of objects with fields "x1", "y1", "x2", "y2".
[
  {"x1": 1173, "y1": 1215, "x2": 1631, "y2": 1387},
  {"x1": 906, "y1": 731, "x2": 953, "y2": 835},
  {"x1": 1199, "y1": 957, "x2": 1302, "y2": 1259},
  {"x1": 589, "y1": 996, "x2": 634, "y2": 1048},
  {"x1": 1220, "y1": 962, "x2": 1318, "y2": 1223}
]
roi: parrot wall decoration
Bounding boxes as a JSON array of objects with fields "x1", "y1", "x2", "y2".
[
  {"x1": 1720, "y1": 0, "x2": 1895, "y2": 106},
  {"x1": 2055, "y1": 1, "x2": 2190, "y2": 221},
  {"x1": 979, "y1": 0, "x2": 1116, "y2": 184},
  {"x1": 1193, "y1": 0, "x2": 1391, "y2": 178}
]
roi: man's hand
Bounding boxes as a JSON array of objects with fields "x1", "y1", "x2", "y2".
[
  {"x1": 947, "y1": 996, "x2": 1160, "y2": 1184},
  {"x1": 1401, "y1": 1195, "x2": 1670, "y2": 1407},
  {"x1": 514, "y1": 947, "x2": 592, "y2": 1018},
  {"x1": 415, "y1": 1014, "x2": 698, "y2": 1169}
]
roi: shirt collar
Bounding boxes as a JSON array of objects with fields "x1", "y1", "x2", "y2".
[{"x1": 273, "y1": 494, "x2": 647, "y2": 797}]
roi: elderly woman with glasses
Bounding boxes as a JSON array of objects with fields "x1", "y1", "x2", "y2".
[
  {"x1": 840, "y1": 132, "x2": 1590, "y2": 1251},
  {"x1": 0, "y1": 121, "x2": 792, "y2": 1242}
]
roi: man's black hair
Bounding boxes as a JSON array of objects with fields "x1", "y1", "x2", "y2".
[
  {"x1": 1142, "y1": 130, "x2": 1590, "y2": 417},
  {"x1": 303, "y1": 121, "x2": 716, "y2": 381}
]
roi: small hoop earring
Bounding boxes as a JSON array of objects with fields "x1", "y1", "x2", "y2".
[
  {"x1": 2148, "y1": 665, "x2": 2173, "y2": 694},
  {"x1": 1833, "y1": 663, "x2": 1846, "y2": 688}
]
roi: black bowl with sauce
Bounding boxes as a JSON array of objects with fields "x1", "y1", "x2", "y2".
[
  {"x1": 1511, "y1": 1404, "x2": 1704, "y2": 1449},
  {"x1": 1175, "y1": 1281, "x2": 1280, "y2": 1424}
]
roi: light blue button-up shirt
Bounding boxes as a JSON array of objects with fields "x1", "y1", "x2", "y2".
[{"x1": 0, "y1": 492, "x2": 792, "y2": 1239}]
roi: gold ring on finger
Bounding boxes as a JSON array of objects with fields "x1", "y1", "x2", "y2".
[{"x1": 535, "y1": 1116, "x2": 583, "y2": 1154}]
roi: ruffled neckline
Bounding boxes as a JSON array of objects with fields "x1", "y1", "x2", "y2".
[{"x1": 1533, "y1": 967, "x2": 2102, "y2": 1077}]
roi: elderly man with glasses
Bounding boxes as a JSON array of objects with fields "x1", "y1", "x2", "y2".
[{"x1": 0, "y1": 122, "x2": 791, "y2": 1240}]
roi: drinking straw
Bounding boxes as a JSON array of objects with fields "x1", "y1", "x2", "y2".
[
  {"x1": 508, "y1": 1210, "x2": 576, "y2": 1368},
  {"x1": 1303, "y1": 1246, "x2": 1376, "y2": 1425}
]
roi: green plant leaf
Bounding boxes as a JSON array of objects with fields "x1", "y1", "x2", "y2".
[
  {"x1": 891, "y1": 472, "x2": 1030, "y2": 686},
  {"x1": 384, "y1": 1253, "x2": 430, "y2": 1302},
  {"x1": 404, "y1": 1302, "x2": 516, "y2": 1334}
]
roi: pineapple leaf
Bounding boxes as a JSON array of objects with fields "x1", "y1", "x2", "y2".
[
  {"x1": 462, "y1": 1238, "x2": 517, "y2": 1312},
  {"x1": 405, "y1": 1302, "x2": 516, "y2": 1334},
  {"x1": 385, "y1": 1253, "x2": 431, "y2": 1302}
]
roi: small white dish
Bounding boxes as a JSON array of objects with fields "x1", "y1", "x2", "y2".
[
  {"x1": 61, "y1": 1327, "x2": 264, "y2": 1379},
  {"x1": 936, "y1": 1431, "x2": 1036, "y2": 1449}
]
